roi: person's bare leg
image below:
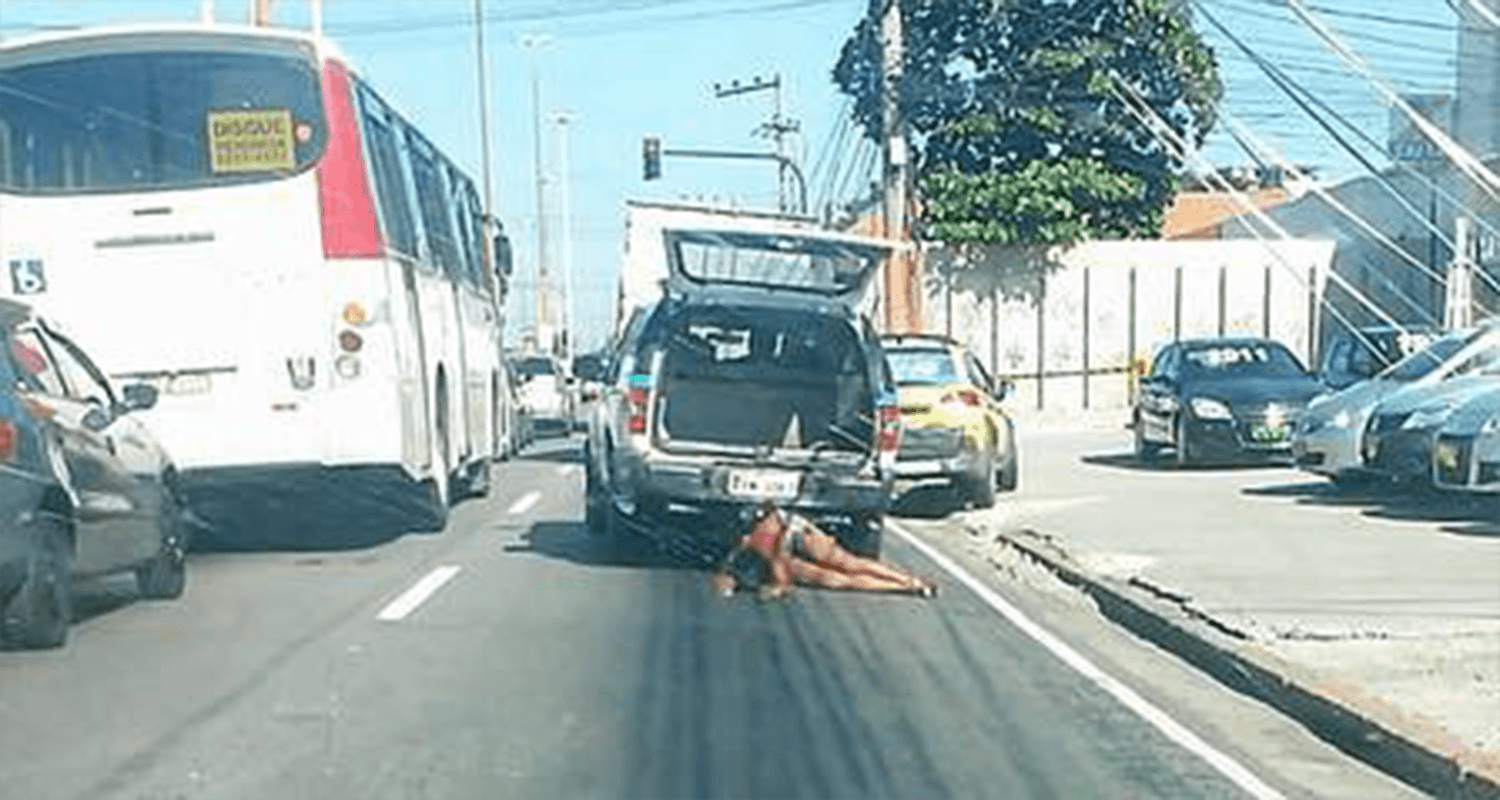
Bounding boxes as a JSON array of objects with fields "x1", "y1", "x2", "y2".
[
  {"x1": 787, "y1": 558, "x2": 918, "y2": 593},
  {"x1": 802, "y1": 532, "x2": 929, "y2": 588}
]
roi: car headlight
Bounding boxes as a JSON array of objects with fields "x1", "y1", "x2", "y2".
[{"x1": 1189, "y1": 397, "x2": 1233, "y2": 420}]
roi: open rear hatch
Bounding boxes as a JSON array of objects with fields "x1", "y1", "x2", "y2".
[{"x1": 662, "y1": 227, "x2": 893, "y2": 307}]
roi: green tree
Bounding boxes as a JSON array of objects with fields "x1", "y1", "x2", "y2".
[{"x1": 834, "y1": 0, "x2": 1221, "y2": 301}]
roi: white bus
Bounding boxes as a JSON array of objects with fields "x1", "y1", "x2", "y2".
[{"x1": 0, "y1": 23, "x2": 512, "y2": 543}]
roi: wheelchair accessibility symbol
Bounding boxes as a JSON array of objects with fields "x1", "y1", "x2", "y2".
[{"x1": 8, "y1": 258, "x2": 47, "y2": 295}]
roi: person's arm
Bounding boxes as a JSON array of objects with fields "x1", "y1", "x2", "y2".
[{"x1": 710, "y1": 543, "x2": 749, "y2": 597}]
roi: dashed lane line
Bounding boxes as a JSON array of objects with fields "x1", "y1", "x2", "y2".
[
  {"x1": 376, "y1": 565, "x2": 462, "y2": 622},
  {"x1": 888, "y1": 520, "x2": 1286, "y2": 800},
  {"x1": 507, "y1": 490, "x2": 541, "y2": 515}
]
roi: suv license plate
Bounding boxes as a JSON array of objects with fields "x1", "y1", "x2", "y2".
[{"x1": 726, "y1": 469, "x2": 801, "y2": 499}]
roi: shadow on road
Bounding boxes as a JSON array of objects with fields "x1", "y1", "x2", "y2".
[
  {"x1": 1081, "y1": 451, "x2": 1285, "y2": 473},
  {"x1": 517, "y1": 439, "x2": 584, "y2": 464},
  {"x1": 506, "y1": 520, "x2": 709, "y2": 571},
  {"x1": 1242, "y1": 478, "x2": 1500, "y2": 526},
  {"x1": 891, "y1": 487, "x2": 963, "y2": 519},
  {"x1": 1441, "y1": 520, "x2": 1500, "y2": 538}
]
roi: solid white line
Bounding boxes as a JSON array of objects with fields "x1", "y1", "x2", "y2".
[
  {"x1": 887, "y1": 521, "x2": 1286, "y2": 800},
  {"x1": 375, "y1": 565, "x2": 461, "y2": 622},
  {"x1": 507, "y1": 490, "x2": 541, "y2": 515}
]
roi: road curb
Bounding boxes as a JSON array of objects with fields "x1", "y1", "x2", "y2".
[{"x1": 977, "y1": 525, "x2": 1500, "y2": 800}]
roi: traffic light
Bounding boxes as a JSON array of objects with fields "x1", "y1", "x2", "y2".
[{"x1": 642, "y1": 135, "x2": 661, "y2": 181}]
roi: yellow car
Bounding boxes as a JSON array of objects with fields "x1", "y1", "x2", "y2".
[{"x1": 880, "y1": 334, "x2": 1018, "y2": 509}]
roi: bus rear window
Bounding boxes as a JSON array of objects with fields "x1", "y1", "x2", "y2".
[{"x1": 0, "y1": 37, "x2": 324, "y2": 193}]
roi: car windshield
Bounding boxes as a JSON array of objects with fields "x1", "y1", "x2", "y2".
[
  {"x1": 1384, "y1": 330, "x2": 1484, "y2": 381},
  {"x1": 1180, "y1": 342, "x2": 1306, "y2": 377},
  {"x1": 886, "y1": 348, "x2": 961, "y2": 384},
  {"x1": 668, "y1": 229, "x2": 881, "y2": 296}
]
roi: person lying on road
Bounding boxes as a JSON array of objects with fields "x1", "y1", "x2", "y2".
[{"x1": 710, "y1": 500, "x2": 937, "y2": 600}]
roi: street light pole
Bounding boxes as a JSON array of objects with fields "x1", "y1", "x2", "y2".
[
  {"x1": 520, "y1": 34, "x2": 552, "y2": 353},
  {"x1": 553, "y1": 111, "x2": 576, "y2": 360}
]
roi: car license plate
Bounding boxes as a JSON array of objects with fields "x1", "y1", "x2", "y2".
[
  {"x1": 1250, "y1": 424, "x2": 1288, "y2": 444},
  {"x1": 1435, "y1": 442, "x2": 1461, "y2": 472},
  {"x1": 726, "y1": 468, "x2": 801, "y2": 499}
]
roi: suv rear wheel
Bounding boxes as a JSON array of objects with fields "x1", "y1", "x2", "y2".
[{"x1": 841, "y1": 514, "x2": 884, "y2": 559}]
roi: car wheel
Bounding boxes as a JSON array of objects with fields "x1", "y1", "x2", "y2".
[
  {"x1": 1134, "y1": 413, "x2": 1162, "y2": 462},
  {"x1": 842, "y1": 515, "x2": 884, "y2": 559},
  {"x1": 585, "y1": 461, "x2": 614, "y2": 538},
  {"x1": 456, "y1": 457, "x2": 492, "y2": 501},
  {"x1": 3, "y1": 518, "x2": 72, "y2": 649},
  {"x1": 1174, "y1": 419, "x2": 1196, "y2": 468},
  {"x1": 966, "y1": 448, "x2": 998, "y2": 509},
  {"x1": 998, "y1": 447, "x2": 1019, "y2": 492},
  {"x1": 136, "y1": 506, "x2": 187, "y2": 601}
]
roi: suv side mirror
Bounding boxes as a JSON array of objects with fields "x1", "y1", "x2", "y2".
[
  {"x1": 120, "y1": 382, "x2": 159, "y2": 412},
  {"x1": 994, "y1": 379, "x2": 1015, "y2": 401}
]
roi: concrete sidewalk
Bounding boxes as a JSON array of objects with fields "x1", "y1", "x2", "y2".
[{"x1": 953, "y1": 428, "x2": 1500, "y2": 798}]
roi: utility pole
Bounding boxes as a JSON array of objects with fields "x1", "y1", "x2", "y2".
[
  {"x1": 520, "y1": 34, "x2": 552, "y2": 354},
  {"x1": 251, "y1": 0, "x2": 272, "y2": 26},
  {"x1": 553, "y1": 111, "x2": 576, "y2": 360},
  {"x1": 878, "y1": 0, "x2": 912, "y2": 332},
  {"x1": 473, "y1": 0, "x2": 494, "y2": 220},
  {"x1": 713, "y1": 74, "x2": 800, "y2": 212}
]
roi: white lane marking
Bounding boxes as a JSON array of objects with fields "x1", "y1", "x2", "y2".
[
  {"x1": 508, "y1": 490, "x2": 541, "y2": 515},
  {"x1": 888, "y1": 521, "x2": 1286, "y2": 800},
  {"x1": 376, "y1": 565, "x2": 461, "y2": 622}
]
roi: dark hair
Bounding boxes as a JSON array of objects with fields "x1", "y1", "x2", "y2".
[{"x1": 723, "y1": 546, "x2": 768, "y2": 589}]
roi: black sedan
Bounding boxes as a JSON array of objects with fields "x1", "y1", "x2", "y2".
[
  {"x1": 1134, "y1": 337, "x2": 1327, "y2": 466},
  {"x1": 0, "y1": 299, "x2": 189, "y2": 649}
]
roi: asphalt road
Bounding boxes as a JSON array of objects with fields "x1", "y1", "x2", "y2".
[{"x1": 0, "y1": 435, "x2": 1422, "y2": 799}]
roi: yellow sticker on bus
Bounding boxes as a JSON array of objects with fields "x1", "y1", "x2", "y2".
[{"x1": 206, "y1": 108, "x2": 295, "y2": 173}]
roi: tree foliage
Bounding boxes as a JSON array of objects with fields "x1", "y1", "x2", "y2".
[{"x1": 834, "y1": 0, "x2": 1222, "y2": 257}]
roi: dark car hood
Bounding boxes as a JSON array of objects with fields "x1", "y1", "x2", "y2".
[{"x1": 1179, "y1": 375, "x2": 1326, "y2": 410}]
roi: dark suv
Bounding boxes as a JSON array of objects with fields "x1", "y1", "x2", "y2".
[{"x1": 583, "y1": 227, "x2": 900, "y2": 557}]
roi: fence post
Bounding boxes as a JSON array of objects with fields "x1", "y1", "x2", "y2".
[
  {"x1": 1036, "y1": 272, "x2": 1046, "y2": 411},
  {"x1": 1082, "y1": 266, "x2": 1091, "y2": 410}
]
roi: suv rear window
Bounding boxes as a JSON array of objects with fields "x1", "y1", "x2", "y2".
[
  {"x1": 668, "y1": 229, "x2": 880, "y2": 296},
  {"x1": 646, "y1": 304, "x2": 874, "y2": 451}
]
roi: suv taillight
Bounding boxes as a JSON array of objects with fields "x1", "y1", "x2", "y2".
[
  {"x1": 876, "y1": 406, "x2": 901, "y2": 453},
  {"x1": 626, "y1": 387, "x2": 649, "y2": 433}
]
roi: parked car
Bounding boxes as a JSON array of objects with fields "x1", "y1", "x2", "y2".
[
  {"x1": 1432, "y1": 383, "x2": 1500, "y2": 493},
  {"x1": 1360, "y1": 356, "x2": 1500, "y2": 485},
  {"x1": 1133, "y1": 337, "x2": 1325, "y2": 466},
  {"x1": 1294, "y1": 321, "x2": 1499, "y2": 485},
  {"x1": 1319, "y1": 323, "x2": 1441, "y2": 391},
  {"x1": 512, "y1": 354, "x2": 573, "y2": 437},
  {"x1": 0, "y1": 299, "x2": 188, "y2": 649},
  {"x1": 584, "y1": 227, "x2": 900, "y2": 557},
  {"x1": 879, "y1": 333, "x2": 1017, "y2": 510}
]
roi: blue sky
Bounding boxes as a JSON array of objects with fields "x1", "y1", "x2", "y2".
[{"x1": 0, "y1": 0, "x2": 1463, "y2": 350}]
